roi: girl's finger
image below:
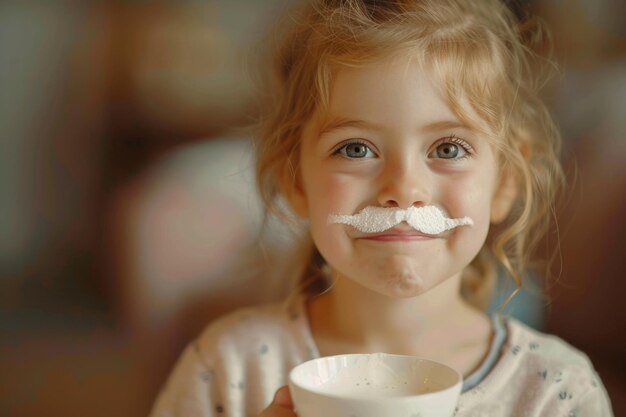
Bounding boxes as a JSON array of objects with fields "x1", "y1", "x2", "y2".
[
  {"x1": 259, "y1": 386, "x2": 296, "y2": 417},
  {"x1": 273, "y1": 386, "x2": 293, "y2": 407}
]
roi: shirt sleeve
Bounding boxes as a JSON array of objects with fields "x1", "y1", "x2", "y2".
[
  {"x1": 149, "y1": 342, "x2": 223, "y2": 417},
  {"x1": 571, "y1": 382, "x2": 615, "y2": 417}
]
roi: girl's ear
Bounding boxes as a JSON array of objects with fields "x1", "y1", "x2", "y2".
[
  {"x1": 490, "y1": 165, "x2": 519, "y2": 224},
  {"x1": 278, "y1": 162, "x2": 309, "y2": 218}
]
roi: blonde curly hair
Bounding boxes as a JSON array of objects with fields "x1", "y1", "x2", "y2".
[{"x1": 254, "y1": 0, "x2": 564, "y2": 309}]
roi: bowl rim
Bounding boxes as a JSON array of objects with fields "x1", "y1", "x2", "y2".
[{"x1": 288, "y1": 353, "x2": 463, "y2": 401}]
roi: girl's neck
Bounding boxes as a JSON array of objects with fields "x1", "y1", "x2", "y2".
[{"x1": 307, "y1": 272, "x2": 491, "y2": 368}]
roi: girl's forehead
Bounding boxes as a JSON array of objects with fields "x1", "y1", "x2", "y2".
[
  {"x1": 325, "y1": 59, "x2": 438, "y2": 110},
  {"x1": 304, "y1": 80, "x2": 502, "y2": 161},
  {"x1": 316, "y1": 59, "x2": 487, "y2": 135},
  {"x1": 323, "y1": 44, "x2": 507, "y2": 137}
]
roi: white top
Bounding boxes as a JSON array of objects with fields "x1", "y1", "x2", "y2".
[{"x1": 149, "y1": 297, "x2": 614, "y2": 417}]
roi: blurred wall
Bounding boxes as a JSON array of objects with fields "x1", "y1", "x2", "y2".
[
  {"x1": 0, "y1": 2, "x2": 115, "y2": 416},
  {"x1": 539, "y1": 1, "x2": 626, "y2": 415},
  {"x1": 0, "y1": 1, "x2": 108, "y2": 312},
  {"x1": 1, "y1": 1, "x2": 297, "y2": 416}
]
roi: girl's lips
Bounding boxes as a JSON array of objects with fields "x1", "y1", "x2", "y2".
[
  {"x1": 356, "y1": 226, "x2": 440, "y2": 241},
  {"x1": 361, "y1": 234, "x2": 434, "y2": 241}
]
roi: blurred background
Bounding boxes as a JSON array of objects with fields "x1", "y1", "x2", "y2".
[{"x1": 1, "y1": 0, "x2": 624, "y2": 416}]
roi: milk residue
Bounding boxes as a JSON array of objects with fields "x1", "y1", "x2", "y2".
[
  {"x1": 316, "y1": 353, "x2": 443, "y2": 397},
  {"x1": 327, "y1": 205, "x2": 473, "y2": 235}
]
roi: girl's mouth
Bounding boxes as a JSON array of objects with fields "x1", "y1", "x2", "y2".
[{"x1": 356, "y1": 226, "x2": 440, "y2": 241}]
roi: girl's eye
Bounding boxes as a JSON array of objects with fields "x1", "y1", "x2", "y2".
[
  {"x1": 334, "y1": 141, "x2": 376, "y2": 159},
  {"x1": 436, "y1": 143, "x2": 464, "y2": 159},
  {"x1": 430, "y1": 137, "x2": 472, "y2": 160}
]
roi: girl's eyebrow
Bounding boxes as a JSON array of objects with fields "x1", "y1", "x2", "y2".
[
  {"x1": 318, "y1": 117, "x2": 470, "y2": 137},
  {"x1": 420, "y1": 120, "x2": 471, "y2": 132},
  {"x1": 318, "y1": 117, "x2": 384, "y2": 137}
]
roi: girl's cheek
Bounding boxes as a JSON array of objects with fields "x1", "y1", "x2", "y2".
[
  {"x1": 316, "y1": 172, "x2": 372, "y2": 212},
  {"x1": 438, "y1": 174, "x2": 493, "y2": 231}
]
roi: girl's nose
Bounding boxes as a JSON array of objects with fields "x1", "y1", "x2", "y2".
[{"x1": 377, "y1": 158, "x2": 432, "y2": 208}]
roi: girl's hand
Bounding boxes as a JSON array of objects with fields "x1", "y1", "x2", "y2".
[{"x1": 259, "y1": 386, "x2": 297, "y2": 417}]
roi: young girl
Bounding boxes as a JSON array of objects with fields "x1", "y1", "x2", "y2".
[{"x1": 150, "y1": 0, "x2": 614, "y2": 416}]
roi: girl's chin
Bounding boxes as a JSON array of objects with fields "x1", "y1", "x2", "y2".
[
  {"x1": 355, "y1": 273, "x2": 433, "y2": 299},
  {"x1": 381, "y1": 275, "x2": 430, "y2": 298},
  {"x1": 329, "y1": 258, "x2": 452, "y2": 298}
]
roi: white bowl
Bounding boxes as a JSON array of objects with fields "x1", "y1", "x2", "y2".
[{"x1": 289, "y1": 353, "x2": 462, "y2": 417}]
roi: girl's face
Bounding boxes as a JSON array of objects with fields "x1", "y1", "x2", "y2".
[{"x1": 289, "y1": 58, "x2": 508, "y2": 298}]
